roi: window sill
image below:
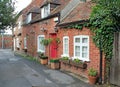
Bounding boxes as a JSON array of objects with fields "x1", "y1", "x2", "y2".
[
  {"x1": 61, "y1": 54, "x2": 69, "y2": 57},
  {"x1": 72, "y1": 57, "x2": 90, "y2": 62}
]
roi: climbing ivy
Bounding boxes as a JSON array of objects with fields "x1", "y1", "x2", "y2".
[
  {"x1": 65, "y1": 22, "x2": 88, "y2": 30},
  {"x1": 89, "y1": 0, "x2": 120, "y2": 59},
  {"x1": 89, "y1": 0, "x2": 120, "y2": 82}
]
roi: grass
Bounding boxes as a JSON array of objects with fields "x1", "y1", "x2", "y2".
[{"x1": 14, "y1": 52, "x2": 40, "y2": 63}]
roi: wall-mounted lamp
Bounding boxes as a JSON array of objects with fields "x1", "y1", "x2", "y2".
[
  {"x1": 40, "y1": 28, "x2": 47, "y2": 32},
  {"x1": 54, "y1": 27, "x2": 58, "y2": 32}
]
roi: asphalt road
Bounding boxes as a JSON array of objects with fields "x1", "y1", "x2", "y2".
[{"x1": 0, "y1": 49, "x2": 93, "y2": 87}]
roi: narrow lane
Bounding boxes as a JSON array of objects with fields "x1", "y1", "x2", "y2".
[{"x1": 0, "y1": 49, "x2": 93, "y2": 87}]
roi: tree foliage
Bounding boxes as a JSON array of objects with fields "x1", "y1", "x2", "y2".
[
  {"x1": 90, "y1": 0, "x2": 120, "y2": 59},
  {"x1": 0, "y1": 0, "x2": 16, "y2": 30}
]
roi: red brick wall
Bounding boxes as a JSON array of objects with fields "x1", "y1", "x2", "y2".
[
  {"x1": 14, "y1": 0, "x2": 106, "y2": 80},
  {"x1": 23, "y1": 18, "x2": 57, "y2": 57},
  {"x1": 0, "y1": 35, "x2": 12, "y2": 49},
  {"x1": 57, "y1": 27, "x2": 105, "y2": 79}
]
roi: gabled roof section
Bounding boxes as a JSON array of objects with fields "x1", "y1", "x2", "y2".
[
  {"x1": 59, "y1": 1, "x2": 94, "y2": 25},
  {"x1": 31, "y1": 0, "x2": 72, "y2": 24},
  {"x1": 40, "y1": 0, "x2": 60, "y2": 8},
  {"x1": 50, "y1": 0, "x2": 71, "y2": 15},
  {"x1": 28, "y1": 7, "x2": 41, "y2": 14},
  {"x1": 60, "y1": 0, "x2": 82, "y2": 22}
]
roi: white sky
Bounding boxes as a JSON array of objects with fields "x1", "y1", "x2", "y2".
[
  {"x1": 6, "y1": 0, "x2": 32, "y2": 34},
  {"x1": 14, "y1": 0, "x2": 32, "y2": 13}
]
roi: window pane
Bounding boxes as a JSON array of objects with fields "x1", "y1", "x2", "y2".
[
  {"x1": 82, "y1": 38, "x2": 88, "y2": 43},
  {"x1": 65, "y1": 45, "x2": 68, "y2": 54},
  {"x1": 64, "y1": 38, "x2": 68, "y2": 43},
  {"x1": 82, "y1": 46, "x2": 88, "y2": 58},
  {"x1": 75, "y1": 46, "x2": 80, "y2": 57},
  {"x1": 82, "y1": 46, "x2": 87, "y2": 52},
  {"x1": 63, "y1": 37, "x2": 69, "y2": 55},
  {"x1": 75, "y1": 38, "x2": 80, "y2": 43},
  {"x1": 39, "y1": 36, "x2": 45, "y2": 51},
  {"x1": 82, "y1": 53, "x2": 87, "y2": 58}
]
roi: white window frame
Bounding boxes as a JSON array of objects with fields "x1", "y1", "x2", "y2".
[
  {"x1": 37, "y1": 35, "x2": 45, "y2": 53},
  {"x1": 27, "y1": 13, "x2": 32, "y2": 23},
  {"x1": 73, "y1": 35, "x2": 89, "y2": 61},
  {"x1": 41, "y1": 4, "x2": 50, "y2": 18},
  {"x1": 16, "y1": 38, "x2": 19, "y2": 48},
  {"x1": 24, "y1": 37, "x2": 27, "y2": 49},
  {"x1": 61, "y1": 36, "x2": 69, "y2": 57}
]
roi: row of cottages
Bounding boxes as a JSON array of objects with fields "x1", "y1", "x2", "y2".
[{"x1": 13, "y1": 0, "x2": 105, "y2": 81}]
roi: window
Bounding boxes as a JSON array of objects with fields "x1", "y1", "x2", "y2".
[
  {"x1": 26, "y1": 13, "x2": 32, "y2": 23},
  {"x1": 41, "y1": 4, "x2": 50, "y2": 18},
  {"x1": 24, "y1": 37, "x2": 27, "y2": 49},
  {"x1": 16, "y1": 38, "x2": 19, "y2": 48},
  {"x1": 37, "y1": 35, "x2": 45, "y2": 52},
  {"x1": 62, "y1": 36, "x2": 69, "y2": 57},
  {"x1": 74, "y1": 35, "x2": 89, "y2": 61}
]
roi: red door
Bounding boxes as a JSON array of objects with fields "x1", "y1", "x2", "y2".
[{"x1": 50, "y1": 33, "x2": 57, "y2": 59}]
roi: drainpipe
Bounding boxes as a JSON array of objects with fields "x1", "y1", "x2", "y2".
[{"x1": 99, "y1": 35, "x2": 103, "y2": 84}]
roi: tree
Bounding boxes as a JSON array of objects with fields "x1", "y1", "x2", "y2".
[
  {"x1": 90, "y1": 0, "x2": 120, "y2": 82},
  {"x1": 0, "y1": 0, "x2": 16, "y2": 30}
]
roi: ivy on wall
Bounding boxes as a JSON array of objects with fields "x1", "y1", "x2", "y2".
[
  {"x1": 63, "y1": 0, "x2": 120, "y2": 82},
  {"x1": 64, "y1": 22, "x2": 88, "y2": 30},
  {"x1": 89, "y1": 0, "x2": 120, "y2": 59},
  {"x1": 89, "y1": 0, "x2": 120, "y2": 82}
]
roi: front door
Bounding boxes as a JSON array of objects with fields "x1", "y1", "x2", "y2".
[{"x1": 50, "y1": 33, "x2": 57, "y2": 59}]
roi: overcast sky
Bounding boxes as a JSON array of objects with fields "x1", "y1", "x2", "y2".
[
  {"x1": 14, "y1": 0, "x2": 32, "y2": 13},
  {"x1": 5, "y1": 0, "x2": 32, "y2": 34}
]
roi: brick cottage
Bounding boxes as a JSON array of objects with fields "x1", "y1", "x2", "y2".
[{"x1": 13, "y1": 0, "x2": 106, "y2": 82}]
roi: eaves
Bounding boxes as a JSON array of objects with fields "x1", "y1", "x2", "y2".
[{"x1": 30, "y1": 12, "x2": 60, "y2": 24}]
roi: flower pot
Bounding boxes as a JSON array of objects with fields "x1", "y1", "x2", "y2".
[
  {"x1": 88, "y1": 75, "x2": 97, "y2": 84},
  {"x1": 51, "y1": 62, "x2": 60, "y2": 69},
  {"x1": 50, "y1": 59, "x2": 60, "y2": 69},
  {"x1": 40, "y1": 59, "x2": 48, "y2": 65}
]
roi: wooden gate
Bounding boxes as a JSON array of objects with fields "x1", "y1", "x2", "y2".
[{"x1": 110, "y1": 32, "x2": 120, "y2": 86}]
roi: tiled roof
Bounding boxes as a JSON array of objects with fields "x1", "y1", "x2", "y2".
[
  {"x1": 59, "y1": 1, "x2": 94, "y2": 25},
  {"x1": 31, "y1": 0, "x2": 71, "y2": 23},
  {"x1": 50, "y1": 0, "x2": 71, "y2": 15},
  {"x1": 29, "y1": 7, "x2": 41, "y2": 14},
  {"x1": 41, "y1": 0, "x2": 60, "y2": 7}
]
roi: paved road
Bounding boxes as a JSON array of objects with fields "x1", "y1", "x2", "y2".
[{"x1": 0, "y1": 49, "x2": 93, "y2": 87}]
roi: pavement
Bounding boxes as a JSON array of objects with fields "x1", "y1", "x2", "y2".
[{"x1": 0, "y1": 49, "x2": 94, "y2": 87}]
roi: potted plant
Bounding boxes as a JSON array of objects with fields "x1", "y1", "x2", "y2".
[
  {"x1": 88, "y1": 68, "x2": 98, "y2": 84},
  {"x1": 40, "y1": 38, "x2": 52, "y2": 46},
  {"x1": 38, "y1": 52, "x2": 48, "y2": 65},
  {"x1": 70, "y1": 58, "x2": 87, "y2": 69},
  {"x1": 50, "y1": 59, "x2": 60, "y2": 69}
]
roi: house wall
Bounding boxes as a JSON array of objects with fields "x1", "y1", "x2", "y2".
[
  {"x1": 57, "y1": 27, "x2": 106, "y2": 79},
  {"x1": 23, "y1": 17, "x2": 58, "y2": 57},
  {"x1": 0, "y1": 35, "x2": 12, "y2": 49},
  {"x1": 13, "y1": 0, "x2": 106, "y2": 81}
]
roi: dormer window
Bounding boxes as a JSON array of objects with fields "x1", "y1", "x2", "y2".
[
  {"x1": 41, "y1": 4, "x2": 50, "y2": 18},
  {"x1": 26, "y1": 13, "x2": 32, "y2": 23}
]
